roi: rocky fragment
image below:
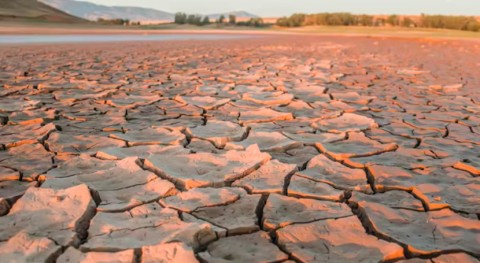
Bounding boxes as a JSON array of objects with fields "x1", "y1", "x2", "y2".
[
  {"x1": 96, "y1": 178, "x2": 176, "y2": 212},
  {"x1": 104, "y1": 94, "x2": 160, "y2": 109},
  {"x1": 283, "y1": 131, "x2": 345, "y2": 145},
  {"x1": 0, "y1": 123, "x2": 56, "y2": 149},
  {"x1": 312, "y1": 113, "x2": 378, "y2": 133},
  {"x1": 0, "y1": 180, "x2": 37, "y2": 205},
  {"x1": 0, "y1": 143, "x2": 54, "y2": 180},
  {"x1": 45, "y1": 132, "x2": 125, "y2": 155},
  {"x1": 232, "y1": 159, "x2": 297, "y2": 194},
  {"x1": 243, "y1": 91, "x2": 294, "y2": 105},
  {"x1": 199, "y1": 232, "x2": 288, "y2": 263},
  {"x1": 83, "y1": 203, "x2": 215, "y2": 251},
  {"x1": 95, "y1": 145, "x2": 190, "y2": 160},
  {"x1": 297, "y1": 154, "x2": 369, "y2": 191},
  {"x1": 43, "y1": 157, "x2": 175, "y2": 211},
  {"x1": 192, "y1": 194, "x2": 261, "y2": 235},
  {"x1": 109, "y1": 127, "x2": 186, "y2": 147},
  {"x1": 263, "y1": 194, "x2": 352, "y2": 230},
  {"x1": 42, "y1": 157, "x2": 156, "y2": 191},
  {"x1": 0, "y1": 232, "x2": 62, "y2": 263},
  {"x1": 288, "y1": 175, "x2": 345, "y2": 201},
  {"x1": 186, "y1": 120, "x2": 247, "y2": 148},
  {"x1": 46, "y1": 154, "x2": 116, "y2": 178},
  {"x1": 345, "y1": 148, "x2": 440, "y2": 169},
  {"x1": 239, "y1": 108, "x2": 294, "y2": 125},
  {"x1": 413, "y1": 183, "x2": 479, "y2": 213},
  {"x1": 181, "y1": 212, "x2": 228, "y2": 238},
  {"x1": 0, "y1": 166, "x2": 21, "y2": 182},
  {"x1": 144, "y1": 145, "x2": 271, "y2": 189},
  {"x1": 142, "y1": 243, "x2": 199, "y2": 263},
  {"x1": 316, "y1": 132, "x2": 398, "y2": 160},
  {"x1": 57, "y1": 247, "x2": 134, "y2": 263},
  {"x1": 276, "y1": 216, "x2": 404, "y2": 262},
  {"x1": 431, "y1": 253, "x2": 480, "y2": 263},
  {"x1": 187, "y1": 138, "x2": 222, "y2": 153},
  {"x1": 226, "y1": 131, "x2": 302, "y2": 152},
  {"x1": 357, "y1": 201, "x2": 480, "y2": 256},
  {"x1": 160, "y1": 187, "x2": 246, "y2": 212},
  {"x1": 176, "y1": 96, "x2": 230, "y2": 110},
  {"x1": 349, "y1": 190, "x2": 424, "y2": 211},
  {"x1": 0, "y1": 184, "x2": 96, "y2": 246}
]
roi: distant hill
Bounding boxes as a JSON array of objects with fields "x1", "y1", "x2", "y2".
[
  {"x1": 40, "y1": 0, "x2": 174, "y2": 22},
  {"x1": 0, "y1": 0, "x2": 85, "y2": 22},
  {"x1": 207, "y1": 11, "x2": 259, "y2": 20}
]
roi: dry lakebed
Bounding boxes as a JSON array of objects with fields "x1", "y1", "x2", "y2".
[{"x1": 0, "y1": 34, "x2": 479, "y2": 263}]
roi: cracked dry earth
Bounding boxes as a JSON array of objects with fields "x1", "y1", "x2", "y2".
[{"x1": 0, "y1": 35, "x2": 479, "y2": 263}]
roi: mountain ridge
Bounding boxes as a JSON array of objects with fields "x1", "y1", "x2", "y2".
[
  {"x1": 40, "y1": 0, "x2": 174, "y2": 21},
  {"x1": 39, "y1": 0, "x2": 259, "y2": 22},
  {"x1": 0, "y1": 0, "x2": 85, "y2": 23}
]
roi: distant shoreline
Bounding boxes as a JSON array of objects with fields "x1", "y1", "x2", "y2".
[{"x1": 0, "y1": 21, "x2": 479, "y2": 42}]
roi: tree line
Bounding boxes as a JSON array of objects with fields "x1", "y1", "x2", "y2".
[
  {"x1": 276, "y1": 13, "x2": 480, "y2": 32},
  {"x1": 174, "y1": 12, "x2": 265, "y2": 27},
  {"x1": 97, "y1": 18, "x2": 141, "y2": 26},
  {"x1": 174, "y1": 13, "x2": 211, "y2": 26}
]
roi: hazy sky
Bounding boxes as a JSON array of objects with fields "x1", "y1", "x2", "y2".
[{"x1": 84, "y1": 0, "x2": 480, "y2": 16}]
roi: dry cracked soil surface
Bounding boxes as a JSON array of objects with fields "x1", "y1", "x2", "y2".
[{"x1": 0, "y1": 35, "x2": 479, "y2": 263}]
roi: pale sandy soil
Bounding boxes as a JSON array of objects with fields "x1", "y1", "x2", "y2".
[{"x1": 0, "y1": 35, "x2": 479, "y2": 262}]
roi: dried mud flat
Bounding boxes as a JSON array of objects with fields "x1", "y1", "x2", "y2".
[{"x1": 0, "y1": 35, "x2": 479, "y2": 263}]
